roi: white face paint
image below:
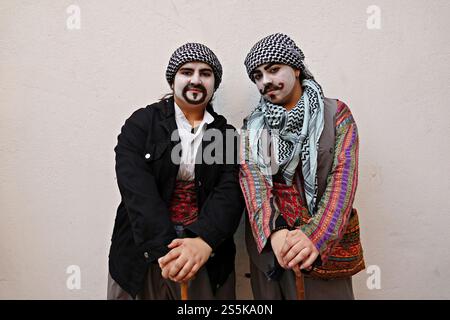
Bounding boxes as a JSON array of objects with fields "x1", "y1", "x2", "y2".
[
  {"x1": 173, "y1": 62, "x2": 215, "y2": 108},
  {"x1": 252, "y1": 63, "x2": 301, "y2": 106}
]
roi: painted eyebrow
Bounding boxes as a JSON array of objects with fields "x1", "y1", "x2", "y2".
[
  {"x1": 264, "y1": 63, "x2": 278, "y2": 70},
  {"x1": 179, "y1": 67, "x2": 213, "y2": 72},
  {"x1": 252, "y1": 63, "x2": 279, "y2": 76}
]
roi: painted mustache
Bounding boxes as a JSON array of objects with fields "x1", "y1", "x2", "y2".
[
  {"x1": 260, "y1": 83, "x2": 284, "y2": 95},
  {"x1": 183, "y1": 84, "x2": 207, "y2": 96}
]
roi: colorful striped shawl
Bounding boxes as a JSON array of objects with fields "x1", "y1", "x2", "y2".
[{"x1": 239, "y1": 100, "x2": 364, "y2": 275}]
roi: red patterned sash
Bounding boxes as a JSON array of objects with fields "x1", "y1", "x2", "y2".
[
  {"x1": 168, "y1": 180, "x2": 198, "y2": 226},
  {"x1": 272, "y1": 181, "x2": 309, "y2": 227}
]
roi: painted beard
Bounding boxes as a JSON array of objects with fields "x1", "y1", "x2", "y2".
[{"x1": 182, "y1": 84, "x2": 208, "y2": 105}]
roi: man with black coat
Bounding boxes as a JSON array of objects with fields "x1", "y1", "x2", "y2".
[{"x1": 108, "y1": 43, "x2": 244, "y2": 299}]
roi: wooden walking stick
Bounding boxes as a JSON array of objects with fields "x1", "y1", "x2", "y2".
[
  {"x1": 181, "y1": 282, "x2": 188, "y2": 300},
  {"x1": 295, "y1": 273, "x2": 305, "y2": 300}
]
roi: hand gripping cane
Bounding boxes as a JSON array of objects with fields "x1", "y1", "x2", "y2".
[{"x1": 174, "y1": 225, "x2": 189, "y2": 300}]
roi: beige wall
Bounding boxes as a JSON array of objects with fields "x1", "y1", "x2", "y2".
[{"x1": 1, "y1": 0, "x2": 449, "y2": 299}]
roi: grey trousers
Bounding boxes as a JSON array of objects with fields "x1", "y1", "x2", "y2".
[
  {"x1": 250, "y1": 259, "x2": 355, "y2": 300},
  {"x1": 107, "y1": 263, "x2": 236, "y2": 300}
]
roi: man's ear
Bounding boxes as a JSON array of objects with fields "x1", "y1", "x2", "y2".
[{"x1": 295, "y1": 69, "x2": 301, "y2": 78}]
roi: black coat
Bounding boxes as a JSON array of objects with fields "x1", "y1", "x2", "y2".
[{"x1": 108, "y1": 97, "x2": 244, "y2": 298}]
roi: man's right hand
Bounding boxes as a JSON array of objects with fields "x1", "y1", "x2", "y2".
[
  {"x1": 281, "y1": 229, "x2": 319, "y2": 271},
  {"x1": 270, "y1": 229, "x2": 289, "y2": 269},
  {"x1": 158, "y1": 237, "x2": 212, "y2": 283}
]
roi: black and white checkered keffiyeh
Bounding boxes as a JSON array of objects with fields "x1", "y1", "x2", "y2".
[
  {"x1": 166, "y1": 43, "x2": 223, "y2": 90},
  {"x1": 263, "y1": 99, "x2": 305, "y2": 164},
  {"x1": 244, "y1": 33, "x2": 314, "y2": 82},
  {"x1": 247, "y1": 78, "x2": 325, "y2": 215}
]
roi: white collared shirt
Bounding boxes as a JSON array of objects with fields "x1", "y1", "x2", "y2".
[{"x1": 174, "y1": 102, "x2": 214, "y2": 181}]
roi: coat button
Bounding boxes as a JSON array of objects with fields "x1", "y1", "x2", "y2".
[
  {"x1": 329, "y1": 147, "x2": 333, "y2": 153},
  {"x1": 144, "y1": 252, "x2": 149, "y2": 259},
  {"x1": 198, "y1": 181, "x2": 202, "y2": 187},
  {"x1": 145, "y1": 153, "x2": 151, "y2": 159}
]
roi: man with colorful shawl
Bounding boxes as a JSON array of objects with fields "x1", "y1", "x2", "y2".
[
  {"x1": 108, "y1": 43, "x2": 244, "y2": 299},
  {"x1": 240, "y1": 33, "x2": 365, "y2": 299}
]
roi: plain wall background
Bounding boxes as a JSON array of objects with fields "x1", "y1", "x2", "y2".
[{"x1": 1, "y1": 0, "x2": 449, "y2": 299}]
